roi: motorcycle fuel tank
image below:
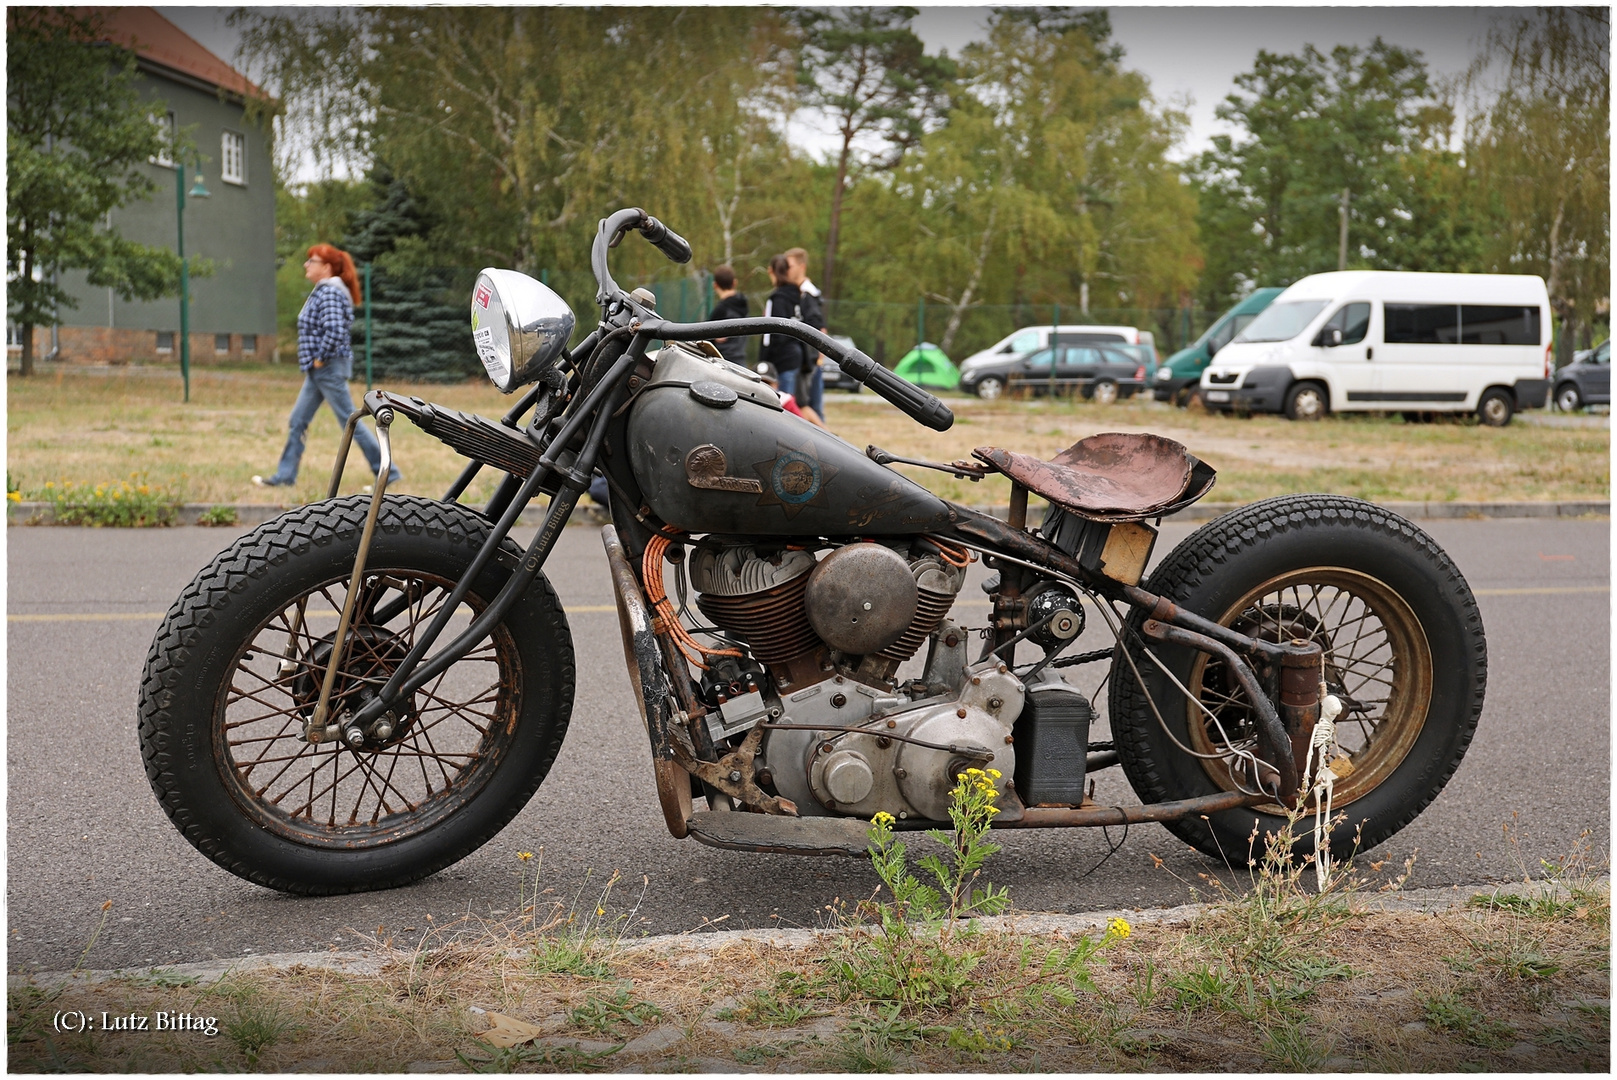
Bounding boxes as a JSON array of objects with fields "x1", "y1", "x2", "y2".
[{"x1": 627, "y1": 345, "x2": 953, "y2": 537}]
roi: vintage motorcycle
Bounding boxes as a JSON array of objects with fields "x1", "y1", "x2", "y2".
[{"x1": 138, "y1": 209, "x2": 1486, "y2": 895}]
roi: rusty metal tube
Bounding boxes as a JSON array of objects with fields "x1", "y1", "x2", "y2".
[
  {"x1": 994, "y1": 788, "x2": 1266, "y2": 828},
  {"x1": 1141, "y1": 618, "x2": 1300, "y2": 798}
]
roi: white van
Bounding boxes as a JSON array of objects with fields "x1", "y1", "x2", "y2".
[
  {"x1": 1199, "y1": 271, "x2": 1552, "y2": 426},
  {"x1": 959, "y1": 324, "x2": 1148, "y2": 374}
]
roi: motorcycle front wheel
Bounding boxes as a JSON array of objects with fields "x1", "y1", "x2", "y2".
[
  {"x1": 1110, "y1": 494, "x2": 1486, "y2": 863},
  {"x1": 138, "y1": 495, "x2": 575, "y2": 895}
]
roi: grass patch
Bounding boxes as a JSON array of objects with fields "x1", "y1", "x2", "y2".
[
  {"x1": 27, "y1": 474, "x2": 182, "y2": 526},
  {"x1": 7, "y1": 367, "x2": 1607, "y2": 510}
]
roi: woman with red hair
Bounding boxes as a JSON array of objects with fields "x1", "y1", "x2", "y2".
[{"x1": 253, "y1": 244, "x2": 401, "y2": 488}]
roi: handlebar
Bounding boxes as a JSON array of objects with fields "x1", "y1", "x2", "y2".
[
  {"x1": 644, "y1": 316, "x2": 955, "y2": 432},
  {"x1": 592, "y1": 208, "x2": 691, "y2": 303}
]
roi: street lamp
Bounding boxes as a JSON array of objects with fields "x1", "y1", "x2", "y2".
[{"x1": 175, "y1": 161, "x2": 210, "y2": 402}]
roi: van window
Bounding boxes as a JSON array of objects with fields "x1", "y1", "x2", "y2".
[
  {"x1": 1005, "y1": 331, "x2": 1041, "y2": 353},
  {"x1": 1237, "y1": 301, "x2": 1328, "y2": 343},
  {"x1": 1459, "y1": 306, "x2": 1540, "y2": 345},
  {"x1": 1386, "y1": 304, "x2": 1460, "y2": 344},
  {"x1": 1319, "y1": 303, "x2": 1371, "y2": 345}
]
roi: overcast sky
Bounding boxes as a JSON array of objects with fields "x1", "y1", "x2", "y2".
[{"x1": 158, "y1": 4, "x2": 1524, "y2": 182}]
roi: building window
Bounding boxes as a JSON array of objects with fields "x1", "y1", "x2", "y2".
[
  {"x1": 156, "y1": 331, "x2": 175, "y2": 353},
  {"x1": 150, "y1": 112, "x2": 175, "y2": 167},
  {"x1": 241, "y1": 333, "x2": 258, "y2": 353},
  {"x1": 215, "y1": 333, "x2": 232, "y2": 354},
  {"x1": 221, "y1": 131, "x2": 246, "y2": 185},
  {"x1": 6, "y1": 324, "x2": 21, "y2": 348}
]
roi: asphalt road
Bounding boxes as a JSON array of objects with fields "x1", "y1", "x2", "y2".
[{"x1": 7, "y1": 514, "x2": 1609, "y2": 973}]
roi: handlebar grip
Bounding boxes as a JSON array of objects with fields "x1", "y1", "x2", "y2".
[
  {"x1": 639, "y1": 216, "x2": 693, "y2": 264},
  {"x1": 837, "y1": 348, "x2": 954, "y2": 431}
]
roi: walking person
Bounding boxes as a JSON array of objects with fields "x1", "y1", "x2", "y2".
[
  {"x1": 254, "y1": 244, "x2": 401, "y2": 489},
  {"x1": 760, "y1": 254, "x2": 805, "y2": 399},
  {"x1": 785, "y1": 247, "x2": 827, "y2": 418},
  {"x1": 707, "y1": 264, "x2": 749, "y2": 365}
]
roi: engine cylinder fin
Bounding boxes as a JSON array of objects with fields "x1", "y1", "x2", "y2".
[
  {"x1": 696, "y1": 573, "x2": 823, "y2": 666},
  {"x1": 879, "y1": 587, "x2": 959, "y2": 662}
]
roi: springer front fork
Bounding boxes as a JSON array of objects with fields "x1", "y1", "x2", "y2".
[{"x1": 293, "y1": 406, "x2": 399, "y2": 747}]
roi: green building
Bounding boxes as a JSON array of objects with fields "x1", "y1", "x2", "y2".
[{"x1": 14, "y1": 8, "x2": 277, "y2": 365}]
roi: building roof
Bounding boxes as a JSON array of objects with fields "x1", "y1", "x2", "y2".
[{"x1": 85, "y1": 7, "x2": 268, "y2": 101}]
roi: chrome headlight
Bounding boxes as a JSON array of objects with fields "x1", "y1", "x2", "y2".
[{"x1": 470, "y1": 269, "x2": 576, "y2": 393}]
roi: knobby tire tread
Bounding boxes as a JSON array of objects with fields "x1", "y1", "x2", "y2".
[
  {"x1": 1109, "y1": 494, "x2": 1486, "y2": 859},
  {"x1": 137, "y1": 495, "x2": 576, "y2": 895}
]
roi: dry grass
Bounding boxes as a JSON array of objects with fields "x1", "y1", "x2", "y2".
[
  {"x1": 6, "y1": 365, "x2": 1608, "y2": 510},
  {"x1": 10, "y1": 856, "x2": 1608, "y2": 1073}
]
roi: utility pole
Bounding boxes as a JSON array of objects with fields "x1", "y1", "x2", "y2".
[
  {"x1": 174, "y1": 162, "x2": 210, "y2": 402},
  {"x1": 1338, "y1": 188, "x2": 1350, "y2": 271}
]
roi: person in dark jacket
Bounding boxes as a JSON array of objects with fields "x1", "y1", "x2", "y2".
[
  {"x1": 760, "y1": 254, "x2": 806, "y2": 398},
  {"x1": 786, "y1": 247, "x2": 828, "y2": 418},
  {"x1": 707, "y1": 264, "x2": 749, "y2": 365}
]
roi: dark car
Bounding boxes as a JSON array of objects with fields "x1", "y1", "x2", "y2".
[
  {"x1": 959, "y1": 342, "x2": 1146, "y2": 403},
  {"x1": 754, "y1": 335, "x2": 863, "y2": 393},
  {"x1": 1554, "y1": 339, "x2": 1609, "y2": 412}
]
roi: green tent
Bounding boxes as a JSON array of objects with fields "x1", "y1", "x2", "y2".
[{"x1": 894, "y1": 342, "x2": 958, "y2": 390}]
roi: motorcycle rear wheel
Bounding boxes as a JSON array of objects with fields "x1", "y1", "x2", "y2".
[
  {"x1": 138, "y1": 495, "x2": 575, "y2": 895},
  {"x1": 1109, "y1": 494, "x2": 1486, "y2": 863}
]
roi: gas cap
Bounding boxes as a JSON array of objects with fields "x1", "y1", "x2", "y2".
[{"x1": 689, "y1": 380, "x2": 739, "y2": 408}]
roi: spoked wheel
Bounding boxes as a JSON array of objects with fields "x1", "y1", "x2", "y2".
[
  {"x1": 1089, "y1": 379, "x2": 1120, "y2": 406},
  {"x1": 140, "y1": 496, "x2": 575, "y2": 894},
  {"x1": 1110, "y1": 495, "x2": 1485, "y2": 862},
  {"x1": 228, "y1": 569, "x2": 521, "y2": 848},
  {"x1": 1185, "y1": 569, "x2": 1433, "y2": 809}
]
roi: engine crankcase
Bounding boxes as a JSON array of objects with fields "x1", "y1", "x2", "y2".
[{"x1": 761, "y1": 661, "x2": 1025, "y2": 822}]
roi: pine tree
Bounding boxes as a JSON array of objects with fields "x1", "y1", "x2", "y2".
[{"x1": 341, "y1": 171, "x2": 479, "y2": 383}]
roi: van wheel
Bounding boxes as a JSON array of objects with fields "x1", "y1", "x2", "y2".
[
  {"x1": 975, "y1": 377, "x2": 1005, "y2": 401},
  {"x1": 1284, "y1": 381, "x2": 1328, "y2": 421},
  {"x1": 1089, "y1": 379, "x2": 1119, "y2": 406},
  {"x1": 1477, "y1": 388, "x2": 1515, "y2": 427},
  {"x1": 1401, "y1": 411, "x2": 1435, "y2": 424},
  {"x1": 1555, "y1": 383, "x2": 1583, "y2": 412}
]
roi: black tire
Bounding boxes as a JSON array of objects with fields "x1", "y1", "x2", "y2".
[
  {"x1": 1284, "y1": 381, "x2": 1329, "y2": 421},
  {"x1": 138, "y1": 495, "x2": 576, "y2": 895},
  {"x1": 1477, "y1": 388, "x2": 1514, "y2": 427},
  {"x1": 1109, "y1": 495, "x2": 1486, "y2": 862},
  {"x1": 1088, "y1": 378, "x2": 1120, "y2": 405},
  {"x1": 975, "y1": 377, "x2": 1006, "y2": 400},
  {"x1": 1555, "y1": 383, "x2": 1582, "y2": 413}
]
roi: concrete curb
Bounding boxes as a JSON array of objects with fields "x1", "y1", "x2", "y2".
[
  {"x1": 12, "y1": 876, "x2": 1599, "y2": 991},
  {"x1": 7, "y1": 498, "x2": 1606, "y2": 528}
]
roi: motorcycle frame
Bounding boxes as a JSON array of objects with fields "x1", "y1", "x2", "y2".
[{"x1": 317, "y1": 207, "x2": 1320, "y2": 822}]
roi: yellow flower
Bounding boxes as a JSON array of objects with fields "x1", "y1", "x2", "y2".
[
  {"x1": 6, "y1": 491, "x2": 19, "y2": 503},
  {"x1": 517, "y1": 851, "x2": 533, "y2": 861},
  {"x1": 986, "y1": 768, "x2": 1002, "y2": 779},
  {"x1": 596, "y1": 907, "x2": 605, "y2": 917},
  {"x1": 871, "y1": 811, "x2": 895, "y2": 826},
  {"x1": 1107, "y1": 917, "x2": 1131, "y2": 939}
]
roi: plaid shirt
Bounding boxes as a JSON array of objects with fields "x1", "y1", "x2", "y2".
[{"x1": 296, "y1": 279, "x2": 353, "y2": 370}]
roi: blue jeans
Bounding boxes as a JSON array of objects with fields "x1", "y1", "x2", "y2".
[
  {"x1": 777, "y1": 366, "x2": 797, "y2": 400},
  {"x1": 268, "y1": 360, "x2": 399, "y2": 484},
  {"x1": 803, "y1": 364, "x2": 825, "y2": 417}
]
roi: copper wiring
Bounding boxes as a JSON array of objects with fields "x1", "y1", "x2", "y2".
[
  {"x1": 929, "y1": 537, "x2": 972, "y2": 568},
  {"x1": 642, "y1": 531, "x2": 742, "y2": 670}
]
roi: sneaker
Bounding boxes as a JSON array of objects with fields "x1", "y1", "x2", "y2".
[{"x1": 252, "y1": 475, "x2": 290, "y2": 487}]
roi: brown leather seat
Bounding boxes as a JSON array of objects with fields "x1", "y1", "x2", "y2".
[{"x1": 973, "y1": 432, "x2": 1216, "y2": 522}]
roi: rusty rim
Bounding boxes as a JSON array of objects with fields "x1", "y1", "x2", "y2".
[
  {"x1": 216, "y1": 570, "x2": 521, "y2": 848},
  {"x1": 1184, "y1": 567, "x2": 1433, "y2": 809}
]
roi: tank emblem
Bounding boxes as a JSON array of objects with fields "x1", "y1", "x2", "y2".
[
  {"x1": 684, "y1": 445, "x2": 763, "y2": 493},
  {"x1": 752, "y1": 440, "x2": 839, "y2": 519}
]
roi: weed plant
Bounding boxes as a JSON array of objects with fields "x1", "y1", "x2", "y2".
[{"x1": 29, "y1": 473, "x2": 182, "y2": 526}]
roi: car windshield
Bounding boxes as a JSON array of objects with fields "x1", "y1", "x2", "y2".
[{"x1": 1235, "y1": 301, "x2": 1329, "y2": 343}]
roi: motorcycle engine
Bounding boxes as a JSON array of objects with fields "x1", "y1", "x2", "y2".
[{"x1": 688, "y1": 539, "x2": 1022, "y2": 820}]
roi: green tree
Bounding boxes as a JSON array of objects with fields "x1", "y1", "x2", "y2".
[
  {"x1": 841, "y1": 9, "x2": 1198, "y2": 354},
  {"x1": 1465, "y1": 7, "x2": 1609, "y2": 358},
  {"x1": 6, "y1": 8, "x2": 187, "y2": 376},
  {"x1": 341, "y1": 171, "x2": 478, "y2": 383},
  {"x1": 795, "y1": 6, "x2": 957, "y2": 299},
  {"x1": 1192, "y1": 39, "x2": 1477, "y2": 309}
]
